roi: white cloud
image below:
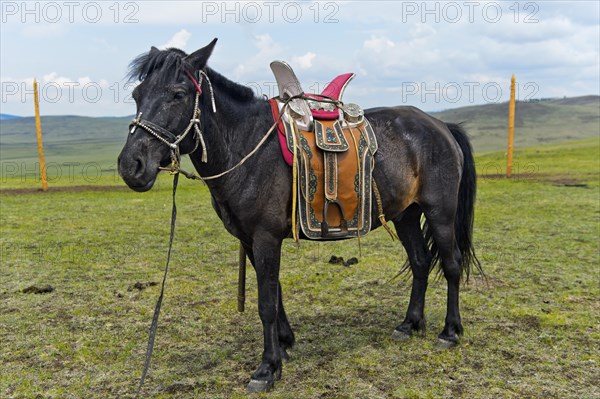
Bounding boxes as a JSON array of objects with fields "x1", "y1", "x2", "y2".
[
  {"x1": 363, "y1": 36, "x2": 395, "y2": 53},
  {"x1": 42, "y1": 72, "x2": 72, "y2": 86},
  {"x1": 292, "y1": 52, "x2": 316, "y2": 70},
  {"x1": 408, "y1": 23, "x2": 436, "y2": 39},
  {"x1": 232, "y1": 34, "x2": 283, "y2": 80},
  {"x1": 159, "y1": 29, "x2": 192, "y2": 50},
  {"x1": 476, "y1": 16, "x2": 576, "y2": 43},
  {"x1": 359, "y1": 29, "x2": 442, "y2": 78}
]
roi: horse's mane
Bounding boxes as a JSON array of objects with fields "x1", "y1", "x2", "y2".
[
  {"x1": 204, "y1": 68, "x2": 257, "y2": 103},
  {"x1": 127, "y1": 47, "x2": 257, "y2": 103},
  {"x1": 127, "y1": 47, "x2": 187, "y2": 83}
]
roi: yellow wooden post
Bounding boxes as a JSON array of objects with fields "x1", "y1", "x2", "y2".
[
  {"x1": 33, "y1": 79, "x2": 48, "y2": 191},
  {"x1": 506, "y1": 74, "x2": 516, "y2": 178}
]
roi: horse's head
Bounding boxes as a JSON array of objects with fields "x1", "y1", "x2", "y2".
[{"x1": 118, "y1": 39, "x2": 217, "y2": 192}]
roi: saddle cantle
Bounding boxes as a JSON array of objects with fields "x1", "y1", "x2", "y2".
[{"x1": 270, "y1": 61, "x2": 378, "y2": 240}]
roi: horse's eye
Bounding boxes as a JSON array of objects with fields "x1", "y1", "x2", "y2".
[{"x1": 173, "y1": 91, "x2": 186, "y2": 100}]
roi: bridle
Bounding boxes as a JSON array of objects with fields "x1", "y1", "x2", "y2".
[{"x1": 128, "y1": 69, "x2": 216, "y2": 167}]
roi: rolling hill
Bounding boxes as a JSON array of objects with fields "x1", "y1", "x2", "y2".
[
  {"x1": 1, "y1": 96, "x2": 598, "y2": 178},
  {"x1": 0, "y1": 115, "x2": 132, "y2": 175},
  {"x1": 0, "y1": 114, "x2": 21, "y2": 121},
  {"x1": 432, "y1": 95, "x2": 599, "y2": 152}
]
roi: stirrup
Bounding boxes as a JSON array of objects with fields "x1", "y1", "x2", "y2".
[{"x1": 321, "y1": 200, "x2": 349, "y2": 238}]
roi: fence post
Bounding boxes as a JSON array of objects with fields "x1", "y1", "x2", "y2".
[
  {"x1": 33, "y1": 79, "x2": 48, "y2": 191},
  {"x1": 506, "y1": 74, "x2": 516, "y2": 178}
]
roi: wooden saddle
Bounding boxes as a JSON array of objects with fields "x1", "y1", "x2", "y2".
[{"x1": 269, "y1": 61, "x2": 378, "y2": 240}]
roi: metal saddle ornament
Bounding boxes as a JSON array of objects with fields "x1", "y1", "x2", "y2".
[{"x1": 269, "y1": 61, "x2": 377, "y2": 240}]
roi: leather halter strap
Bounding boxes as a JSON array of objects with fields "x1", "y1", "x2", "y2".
[{"x1": 185, "y1": 69, "x2": 203, "y2": 94}]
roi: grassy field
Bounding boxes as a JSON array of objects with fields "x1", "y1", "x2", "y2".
[{"x1": 0, "y1": 138, "x2": 598, "y2": 398}]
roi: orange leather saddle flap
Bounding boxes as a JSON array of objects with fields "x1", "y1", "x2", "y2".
[{"x1": 284, "y1": 117, "x2": 378, "y2": 240}]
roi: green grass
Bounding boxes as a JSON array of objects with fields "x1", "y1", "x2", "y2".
[{"x1": 1, "y1": 138, "x2": 599, "y2": 398}]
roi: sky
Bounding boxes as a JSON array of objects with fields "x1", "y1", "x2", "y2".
[{"x1": 1, "y1": 0, "x2": 599, "y2": 116}]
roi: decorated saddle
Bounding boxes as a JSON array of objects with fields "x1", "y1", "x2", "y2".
[{"x1": 269, "y1": 61, "x2": 378, "y2": 240}]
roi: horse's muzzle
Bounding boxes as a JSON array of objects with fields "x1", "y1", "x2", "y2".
[{"x1": 117, "y1": 150, "x2": 159, "y2": 192}]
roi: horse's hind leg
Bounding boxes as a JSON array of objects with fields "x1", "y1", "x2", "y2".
[
  {"x1": 422, "y1": 205, "x2": 464, "y2": 347},
  {"x1": 392, "y1": 204, "x2": 432, "y2": 340}
]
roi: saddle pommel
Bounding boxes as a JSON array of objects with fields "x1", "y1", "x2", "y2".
[{"x1": 270, "y1": 60, "x2": 357, "y2": 128}]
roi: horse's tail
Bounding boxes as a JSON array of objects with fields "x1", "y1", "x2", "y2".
[{"x1": 423, "y1": 123, "x2": 482, "y2": 279}]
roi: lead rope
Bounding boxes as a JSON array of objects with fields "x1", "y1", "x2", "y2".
[{"x1": 136, "y1": 172, "x2": 179, "y2": 398}]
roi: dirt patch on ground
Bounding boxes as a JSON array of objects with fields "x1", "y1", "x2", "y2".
[
  {"x1": 163, "y1": 382, "x2": 196, "y2": 394},
  {"x1": 480, "y1": 174, "x2": 591, "y2": 187},
  {"x1": 0, "y1": 185, "x2": 129, "y2": 195},
  {"x1": 128, "y1": 281, "x2": 158, "y2": 291},
  {"x1": 22, "y1": 284, "x2": 54, "y2": 294},
  {"x1": 548, "y1": 178, "x2": 589, "y2": 188}
]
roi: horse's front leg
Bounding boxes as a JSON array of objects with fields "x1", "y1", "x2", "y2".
[
  {"x1": 247, "y1": 234, "x2": 284, "y2": 393},
  {"x1": 241, "y1": 243, "x2": 295, "y2": 362},
  {"x1": 277, "y1": 281, "x2": 295, "y2": 361}
]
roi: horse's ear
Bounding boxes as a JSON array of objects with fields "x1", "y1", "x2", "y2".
[
  {"x1": 150, "y1": 46, "x2": 160, "y2": 55},
  {"x1": 184, "y1": 38, "x2": 218, "y2": 69}
]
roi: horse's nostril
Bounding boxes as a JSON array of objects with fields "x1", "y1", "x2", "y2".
[{"x1": 134, "y1": 158, "x2": 145, "y2": 177}]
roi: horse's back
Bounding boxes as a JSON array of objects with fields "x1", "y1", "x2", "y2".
[
  {"x1": 365, "y1": 105, "x2": 455, "y2": 144},
  {"x1": 365, "y1": 105, "x2": 464, "y2": 218},
  {"x1": 366, "y1": 104, "x2": 462, "y2": 168}
]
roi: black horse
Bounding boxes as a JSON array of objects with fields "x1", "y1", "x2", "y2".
[{"x1": 118, "y1": 39, "x2": 481, "y2": 392}]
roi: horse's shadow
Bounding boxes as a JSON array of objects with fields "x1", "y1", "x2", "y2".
[{"x1": 170, "y1": 295, "x2": 411, "y2": 375}]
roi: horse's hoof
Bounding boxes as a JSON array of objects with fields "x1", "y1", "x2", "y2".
[
  {"x1": 247, "y1": 379, "x2": 275, "y2": 393},
  {"x1": 391, "y1": 329, "x2": 411, "y2": 341},
  {"x1": 436, "y1": 337, "x2": 458, "y2": 348}
]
